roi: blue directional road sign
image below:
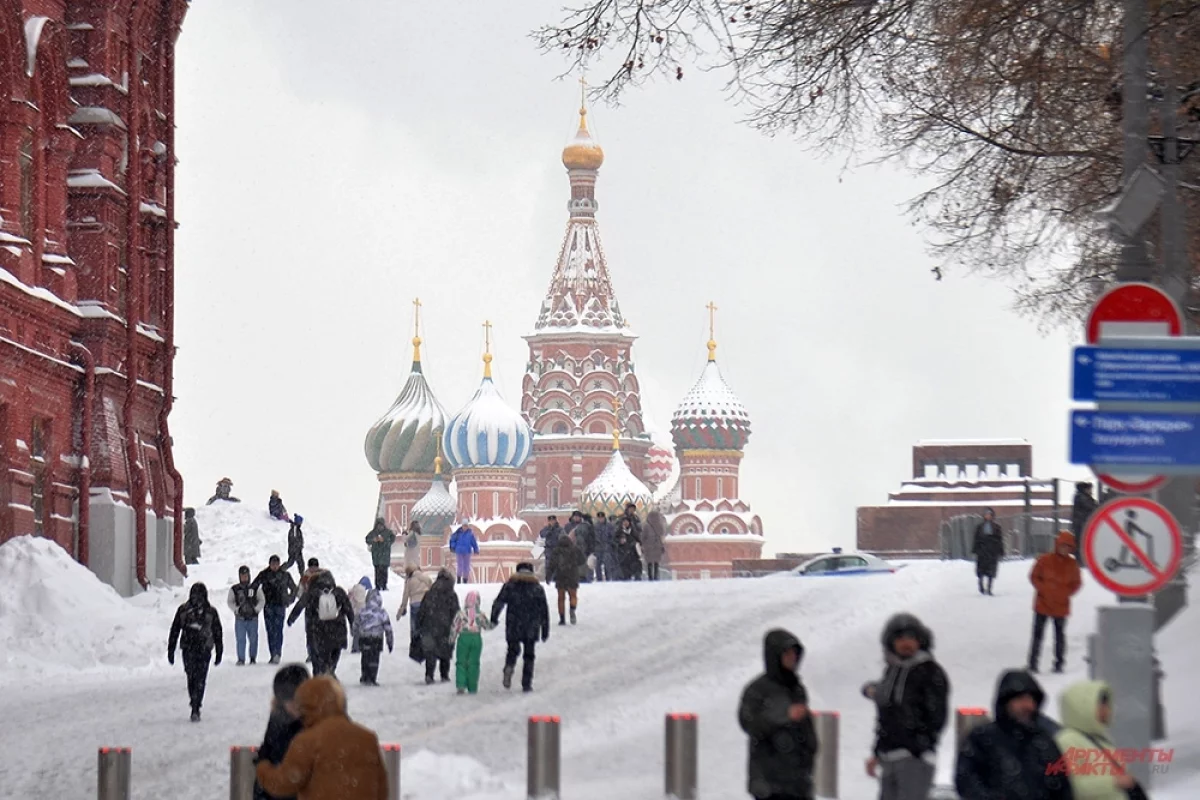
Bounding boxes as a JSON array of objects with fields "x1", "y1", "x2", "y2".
[
  {"x1": 1071, "y1": 410, "x2": 1200, "y2": 472},
  {"x1": 1073, "y1": 345, "x2": 1200, "y2": 403}
]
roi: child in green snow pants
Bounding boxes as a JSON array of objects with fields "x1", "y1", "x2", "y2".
[{"x1": 456, "y1": 630, "x2": 484, "y2": 693}]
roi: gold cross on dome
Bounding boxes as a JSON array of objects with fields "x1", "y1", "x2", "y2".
[
  {"x1": 707, "y1": 301, "x2": 718, "y2": 340},
  {"x1": 483, "y1": 319, "x2": 492, "y2": 352},
  {"x1": 413, "y1": 298, "x2": 422, "y2": 335}
]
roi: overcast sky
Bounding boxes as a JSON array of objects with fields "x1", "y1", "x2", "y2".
[{"x1": 170, "y1": 0, "x2": 1087, "y2": 555}]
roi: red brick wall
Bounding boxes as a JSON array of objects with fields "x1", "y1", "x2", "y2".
[{"x1": 856, "y1": 505, "x2": 957, "y2": 552}]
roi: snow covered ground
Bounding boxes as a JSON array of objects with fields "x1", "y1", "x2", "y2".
[{"x1": 0, "y1": 501, "x2": 1197, "y2": 799}]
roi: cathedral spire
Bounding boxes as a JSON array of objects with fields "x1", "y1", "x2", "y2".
[
  {"x1": 707, "y1": 301, "x2": 718, "y2": 362},
  {"x1": 482, "y1": 319, "x2": 493, "y2": 379},
  {"x1": 611, "y1": 395, "x2": 621, "y2": 451},
  {"x1": 412, "y1": 297, "x2": 423, "y2": 366}
]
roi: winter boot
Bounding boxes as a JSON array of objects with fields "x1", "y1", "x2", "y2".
[
  {"x1": 558, "y1": 616, "x2": 566, "y2": 626},
  {"x1": 270, "y1": 655, "x2": 280, "y2": 665},
  {"x1": 986, "y1": 578, "x2": 995, "y2": 595},
  {"x1": 457, "y1": 688, "x2": 466, "y2": 695},
  {"x1": 522, "y1": 685, "x2": 533, "y2": 693},
  {"x1": 425, "y1": 675, "x2": 435, "y2": 685},
  {"x1": 502, "y1": 666, "x2": 514, "y2": 690},
  {"x1": 978, "y1": 577, "x2": 985, "y2": 595},
  {"x1": 236, "y1": 660, "x2": 246, "y2": 666},
  {"x1": 570, "y1": 607, "x2": 577, "y2": 625},
  {"x1": 190, "y1": 708, "x2": 201, "y2": 723}
]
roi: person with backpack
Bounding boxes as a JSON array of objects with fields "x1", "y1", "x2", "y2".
[
  {"x1": 227, "y1": 566, "x2": 267, "y2": 666},
  {"x1": 449, "y1": 523, "x2": 479, "y2": 584},
  {"x1": 355, "y1": 589, "x2": 394, "y2": 686},
  {"x1": 287, "y1": 570, "x2": 354, "y2": 678},
  {"x1": 452, "y1": 589, "x2": 494, "y2": 695},
  {"x1": 284, "y1": 515, "x2": 305, "y2": 580},
  {"x1": 167, "y1": 583, "x2": 223, "y2": 722},
  {"x1": 253, "y1": 663, "x2": 310, "y2": 800},
  {"x1": 365, "y1": 517, "x2": 396, "y2": 590},
  {"x1": 250, "y1": 556, "x2": 298, "y2": 665},
  {"x1": 490, "y1": 562, "x2": 551, "y2": 692},
  {"x1": 416, "y1": 568, "x2": 460, "y2": 684}
]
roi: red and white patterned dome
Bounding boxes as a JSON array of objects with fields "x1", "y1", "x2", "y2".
[{"x1": 645, "y1": 444, "x2": 675, "y2": 488}]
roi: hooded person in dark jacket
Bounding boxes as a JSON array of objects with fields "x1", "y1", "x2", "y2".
[
  {"x1": 284, "y1": 516, "x2": 305, "y2": 580},
  {"x1": 491, "y1": 562, "x2": 551, "y2": 692},
  {"x1": 972, "y1": 509, "x2": 1005, "y2": 595},
  {"x1": 593, "y1": 512, "x2": 616, "y2": 581},
  {"x1": 168, "y1": 583, "x2": 223, "y2": 722},
  {"x1": 955, "y1": 670, "x2": 1074, "y2": 800},
  {"x1": 253, "y1": 663, "x2": 311, "y2": 800},
  {"x1": 738, "y1": 629, "x2": 819, "y2": 800},
  {"x1": 365, "y1": 517, "x2": 396, "y2": 590},
  {"x1": 416, "y1": 568, "x2": 460, "y2": 684},
  {"x1": 863, "y1": 614, "x2": 950, "y2": 800},
  {"x1": 286, "y1": 570, "x2": 353, "y2": 678}
]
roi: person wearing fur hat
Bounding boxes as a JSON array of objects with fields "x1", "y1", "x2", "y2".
[
  {"x1": 1028, "y1": 532, "x2": 1083, "y2": 674},
  {"x1": 862, "y1": 614, "x2": 949, "y2": 800},
  {"x1": 490, "y1": 562, "x2": 551, "y2": 692},
  {"x1": 972, "y1": 508, "x2": 1005, "y2": 595}
]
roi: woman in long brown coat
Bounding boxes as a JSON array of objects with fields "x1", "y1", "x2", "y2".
[{"x1": 642, "y1": 510, "x2": 667, "y2": 581}]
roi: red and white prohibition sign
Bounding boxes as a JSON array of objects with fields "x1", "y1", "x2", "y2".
[{"x1": 1083, "y1": 497, "x2": 1184, "y2": 596}]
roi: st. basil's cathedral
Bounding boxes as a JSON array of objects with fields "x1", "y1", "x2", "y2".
[{"x1": 363, "y1": 101, "x2": 764, "y2": 581}]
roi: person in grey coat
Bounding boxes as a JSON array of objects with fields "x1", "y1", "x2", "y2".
[
  {"x1": 183, "y1": 507, "x2": 202, "y2": 564},
  {"x1": 643, "y1": 510, "x2": 667, "y2": 581}
]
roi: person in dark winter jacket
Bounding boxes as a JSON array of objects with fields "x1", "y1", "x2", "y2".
[
  {"x1": 615, "y1": 521, "x2": 642, "y2": 580},
  {"x1": 1070, "y1": 483, "x2": 1097, "y2": 568},
  {"x1": 287, "y1": 570, "x2": 353, "y2": 678},
  {"x1": 268, "y1": 490, "x2": 290, "y2": 522},
  {"x1": 593, "y1": 512, "x2": 616, "y2": 581},
  {"x1": 490, "y1": 562, "x2": 551, "y2": 692},
  {"x1": 972, "y1": 509, "x2": 1005, "y2": 595},
  {"x1": 284, "y1": 516, "x2": 305, "y2": 580},
  {"x1": 449, "y1": 523, "x2": 480, "y2": 584},
  {"x1": 253, "y1": 663, "x2": 310, "y2": 800},
  {"x1": 955, "y1": 670, "x2": 1073, "y2": 800},
  {"x1": 621, "y1": 502, "x2": 643, "y2": 538},
  {"x1": 539, "y1": 516, "x2": 563, "y2": 583},
  {"x1": 251, "y1": 556, "x2": 298, "y2": 665},
  {"x1": 355, "y1": 589, "x2": 394, "y2": 685},
  {"x1": 554, "y1": 533, "x2": 585, "y2": 626},
  {"x1": 738, "y1": 628, "x2": 819, "y2": 800},
  {"x1": 416, "y1": 568, "x2": 460, "y2": 684},
  {"x1": 183, "y1": 507, "x2": 202, "y2": 564},
  {"x1": 228, "y1": 565, "x2": 266, "y2": 665},
  {"x1": 565, "y1": 511, "x2": 595, "y2": 582},
  {"x1": 207, "y1": 477, "x2": 240, "y2": 505},
  {"x1": 863, "y1": 614, "x2": 950, "y2": 800},
  {"x1": 643, "y1": 510, "x2": 667, "y2": 580},
  {"x1": 168, "y1": 583, "x2": 223, "y2": 722},
  {"x1": 365, "y1": 517, "x2": 396, "y2": 590}
]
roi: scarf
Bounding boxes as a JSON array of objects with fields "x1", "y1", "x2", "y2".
[{"x1": 877, "y1": 650, "x2": 932, "y2": 707}]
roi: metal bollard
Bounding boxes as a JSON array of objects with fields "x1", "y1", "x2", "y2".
[
  {"x1": 955, "y1": 707, "x2": 990, "y2": 750},
  {"x1": 527, "y1": 715, "x2": 561, "y2": 800},
  {"x1": 665, "y1": 713, "x2": 699, "y2": 799},
  {"x1": 381, "y1": 744, "x2": 401, "y2": 800},
  {"x1": 811, "y1": 711, "x2": 839, "y2": 799},
  {"x1": 97, "y1": 747, "x2": 131, "y2": 800},
  {"x1": 230, "y1": 746, "x2": 257, "y2": 800}
]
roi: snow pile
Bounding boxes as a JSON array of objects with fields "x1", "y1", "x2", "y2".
[
  {"x1": 0, "y1": 536, "x2": 165, "y2": 678},
  {"x1": 398, "y1": 751, "x2": 518, "y2": 799}
]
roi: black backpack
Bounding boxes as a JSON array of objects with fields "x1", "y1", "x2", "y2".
[{"x1": 181, "y1": 603, "x2": 214, "y2": 650}]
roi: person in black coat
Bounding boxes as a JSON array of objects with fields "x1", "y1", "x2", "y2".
[
  {"x1": 490, "y1": 562, "x2": 551, "y2": 692},
  {"x1": 168, "y1": 583, "x2": 224, "y2": 722},
  {"x1": 286, "y1": 570, "x2": 353, "y2": 678},
  {"x1": 738, "y1": 628, "x2": 819, "y2": 800},
  {"x1": 283, "y1": 516, "x2": 305, "y2": 580},
  {"x1": 416, "y1": 569, "x2": 460, "y2": 684},
  {"x1": 972, "y1": 509, "x2": 1005, "y2": 595},
  {"x1": 863, "y1": 613, "x2": 950, "y2": 800},
  {"x1": 615, "y1": 522, "x2": 642, "y2": 581},
  {"x1": 183, "y1": 507, "x2": 202, "y2": 564},
  {"x1": 955, "y1": 670, "x2": 1073, "y2": 800},
  {"x1": 539, "y1": 516, "x2": 563, "y2": 583},
  {"x1": 251, "y1": 556, "x2": 298, "y2": 665},
  {"x1": 1070, "y1": 483, "x2": 1097, "y2": 567},
  {"x1": 253, "y1": 663, "x2": 310, "y2": 800}
]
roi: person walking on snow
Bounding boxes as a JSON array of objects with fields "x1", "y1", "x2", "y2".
[
  {"x1": 1055, "y1": 681, "x2": 1144, "y2": 800},
  {"x1": 452, "y1": 590, "x2": 494, "y2": 695},
  {"x1": 862, "y1": 613, "x2": 950, "y2": 800},
  {"x1": 449, "y1": 523, "x2": 479, "y2": 584},
  {"x1": 365, "y1": 517, "x2": 395, "y2": 591},
  {"x1": 539, "y1": 515, "x2": 563, "y2": 583},
  {"x1": 396, "y1": 564, "x2": 434, "y2": 640},
  {"x1": 554, "y1": 532, "x2": 585, "y2": 626},
  {"x1": 738, "y1": 628, "x2": 819, "y2": 800},
  {"x1": 615, "y1": 521, "x2": 642, "y2": 580},
  {"x1": 403, "y1": 520, "x2": 422, "y2": 570},
  {"x1": 593, "y1": 511, "x2": 616, "y2": 581},
  {"x1": 955, "y1": 670, "x2": 1073, "y2": 800},
  {"x1": 643, "y1": 509, "x2": 667, "y2": 581},
  {"x1": 183, "y1": 507, "x2": 202, "y2": 564},
  {"x1": 490, "y1": 562, "x2": 551, "y2": 693},
  {"x1": 1070, "y1": 483, "x2": 1098, "y2": 568},
  {"x1": 416, "y1": 568, "x2": 460, "y2": 684},
  {"x1": 253, "y1": 663, "x2": 310, "y2": 800},
  {"x1": 348, "y1": 576, "x2": 371, "y2": 653},
  {"x1": 972, "y1": 508, "x2": 1005, "y2": 595},
  {"x1": 255, "y1": 676, "x2": 390, "y2": 800},
  {"x1": 1028, "y1": 532, "x2": 1083, "y2": 674},
  {"x1": 168, "y1": 583, "x2": 223, "y2": 722},
  {"x1": 284, "y1": 515, "x2": 305, "y2": 580},
  {"x1": 287, "y1": 570, "x2": 353, "y2": 678},
  {"x1": 228, "y1": 565, "x2": 266, "y2": 665},
  {"x1": 268, "y1": 490, "x2": 290, "y2": 522},
  {"x1": 250, "y1": 556, "x2": 297, "y2": 665},
  {"x1": 355, "y1": 589, "x2": 394, "y2": 686}
]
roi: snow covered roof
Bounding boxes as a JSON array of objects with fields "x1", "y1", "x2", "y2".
[
  {"x1": 364, "y1": 360, "x2": 448, "y2": 474},
  {"x1": 67, "y1": 169, "x2": 125, "y2": 194},
  {"x1": 68, "y1": 108, "x2": 127, "y2": 130},
  {"x1": 443, "y1": 375, "x2": 533, "y2": 470},
  {"x1": 412, "y1": 475, "x2": 456, "y2": 533},
  {"x1": 671, "y1": 359, "x2": 751, "y2": 451},
  {"x1": 533, "y1": 219, "x2": 628, "y2": 335},
  {"x1": 580, "y1": 449, "x2": 652, "y2": 517}
]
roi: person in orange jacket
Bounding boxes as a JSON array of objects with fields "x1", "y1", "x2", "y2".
[{"x1": 1028, "y1": 532, "x2": 1082, "y2": 674}]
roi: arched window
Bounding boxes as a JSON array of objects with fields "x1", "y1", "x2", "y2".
[
  {"x1": 694, "y1": 478, "x2": 701, "y2": 500},
  {"x1": 550, "y1": 485, "x2": 560, "y2": 507},
  {"x1": 588, "y1": 421, "x2": 606, "y2": 435},
  {"x1": 471, "y1": 492, "x2": 478, "y2": 518},
  {"x1": 492, "y1": 491, "x2": 499, "y2": 515},
  {"x1": 717, "y1": 478, "x2": 724, "y2": 498},
  {"x1": 552, "y1": 422, "x2": 568, "y2": 435}
]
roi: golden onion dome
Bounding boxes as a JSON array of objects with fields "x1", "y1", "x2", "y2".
[{"x1": 561, "y1": 107, "x2": 604, "y2": 171}]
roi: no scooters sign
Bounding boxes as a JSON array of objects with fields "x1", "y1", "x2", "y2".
[{"x1": 1083, "y1": 496, "x2": 1184, "y2": 597}]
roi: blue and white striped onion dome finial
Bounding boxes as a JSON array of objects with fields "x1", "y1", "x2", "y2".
[{"x1": 442, "y1": 321, "x2": 533, "y2": 470}]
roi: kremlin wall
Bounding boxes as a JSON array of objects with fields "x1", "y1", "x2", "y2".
[{"x1": 363, "y1": 102, "x2": 765, "y2": 581}]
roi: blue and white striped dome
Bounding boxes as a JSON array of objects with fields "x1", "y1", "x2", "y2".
[{"x1": 442, "y1": 375, "x2": 533, "y2": 470}]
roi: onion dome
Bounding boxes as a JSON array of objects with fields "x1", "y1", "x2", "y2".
[
  {"x1": 645, "y1": 444, "x2": 675, "y2": 488},
  {"x1": 561, "y1": 106, "x2": 604, "y2": 171},
  {"x1": 364, "y1": 327, "x2": 448, "y2": 474},
  {"x1": 581, "y1": 449, "x2": 653, "y2": 518},
  {"x1": 411, "y1": 456, "x2": 457, "y2": 539},
  {"x1": 670, "y1": 334, "x2": 751, "y2": 452},
  {"x1": 442, "y1": 336, "x2": 533, "y2": 470}
]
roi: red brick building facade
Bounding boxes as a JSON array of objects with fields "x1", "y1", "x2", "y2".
[{"x1": 0, "y1": 0, "x2": 189, "y2": 595}]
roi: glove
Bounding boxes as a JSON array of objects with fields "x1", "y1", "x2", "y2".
[
  {"x1": 388, "y1": 644, "x2": 394, "y2": 653},
  {"x1": 167, "y1": 651, "x2": 174, "y2": 665},
  {"x1": 542, "y1": 633, "x2": 549, "y2": 643},
  {"x1": 214, "y1": 653, "x2": 222, "y2": 666}
]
